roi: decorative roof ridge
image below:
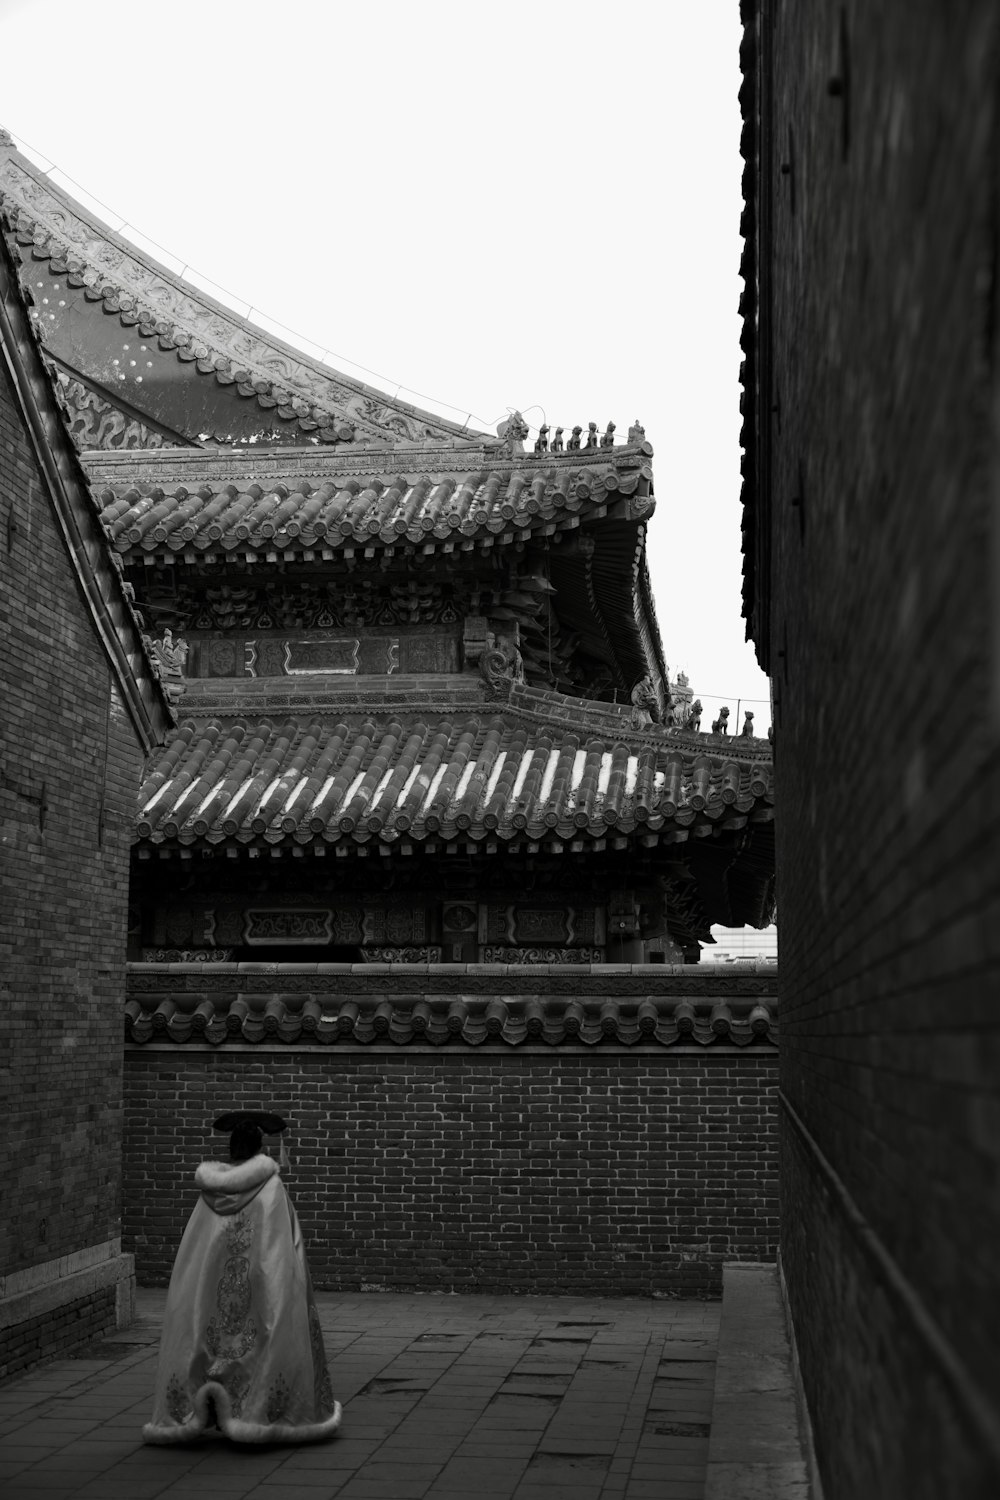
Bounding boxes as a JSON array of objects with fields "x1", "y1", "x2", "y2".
[
  {"x1": 124, "y1": 986, "x2": 779, "y2": 1050},
  {"x1": 175, "y1": 678, "x2": 494, "y2": 717},
  {"x1": 126, "y1": 959, "x2": 779, "y2": 978},
  {"x1": 0, "y1": 208, "x2": 173, "y2": 751},
  {"x1": 661, "y1": 723, "x2": 772, "y2": 761},
  {"x1": 83, "y1": 438, "x2": 655, "y2": 481},
  {"x1": 0, "y1": 139, "x2": 480, "y2": 448},
  {"x1": 507, "y1": 682, "x2": 773, "y2": 759},
  {"x1": 142, "y1": 694, "x2": 774, "y2": 765}
]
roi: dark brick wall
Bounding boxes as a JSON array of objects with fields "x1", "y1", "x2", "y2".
[
  {"x1": 0, "y1": 354, "x2": 145, "y2": 1278},
  {"x1": 758, "y1": 3, "x2": 1000, "y2": 1495},
  {"x1": 0, "y1": 1287, "x2": 118, "y2": 1384},
  {"x1": 123, "y1": 1045, "x2": 778, "y2": 1295}
]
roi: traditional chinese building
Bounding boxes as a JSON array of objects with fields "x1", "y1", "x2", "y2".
[{"x1": 0, "y1": 131, "x2": 774, "y2": 966}]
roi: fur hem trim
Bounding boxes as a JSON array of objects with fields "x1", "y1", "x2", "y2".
[
  {"x1": 142, "y1": 1382, "x2": 342, "y2": 1447},
  {"x1": 195, "y1": 1154, "x2": 279, "y2": 1193}
]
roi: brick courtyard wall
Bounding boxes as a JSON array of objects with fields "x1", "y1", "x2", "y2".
[
  {"x1": 0, "y1": 350, "x2": 147, "y2": 1375},
  {"x1": 123, "y1": 965, "x2": 779, "y2": 1296},
  {"x1": 750, "y1": 3, "x2": 1000, "y2": 1495}
]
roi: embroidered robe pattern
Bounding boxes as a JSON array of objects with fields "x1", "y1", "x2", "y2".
[{"x1": 143, "y1": 1153, "x2": 341, "y2": 1445}]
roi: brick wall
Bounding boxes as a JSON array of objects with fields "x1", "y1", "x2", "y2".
[
  {"x1": 750, "y1": 2, "x2": 1000, "y2": 1494},
  {"x1": 0, "y1": 353, "x2": 145, "y2": 1360},
  {"x1": 122, "y1": 970, "x2": 779, "y2": 1296},
  {"x1": 1, "y1": 1287, "x2": 117, "y2": 1385}
]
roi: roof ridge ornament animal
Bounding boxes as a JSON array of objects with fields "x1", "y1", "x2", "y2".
[
  {"x1": 495, "y1": 411, "x2": 530, "y2": 455},
  {"x1": 480, "y1": 631, "x2": 525, "y2": 699},
  {"x1": 629, "y1": 674, "x2": 659, "y2": 726}
]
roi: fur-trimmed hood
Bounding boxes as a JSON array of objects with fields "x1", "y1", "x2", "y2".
[{"x1": 195, "y1": 1153, "x2": 279, "y2": 1215}]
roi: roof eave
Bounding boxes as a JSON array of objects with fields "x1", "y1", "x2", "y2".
[
  {"x1": 0, "y1": 214, "x2": 173, "y2": 751},
  {"x1": 0, "y1": 136, "x2": 484, "y2": 447},
  {"x1": 739, "y1": 0, "x2": 773, "y2": 673}
]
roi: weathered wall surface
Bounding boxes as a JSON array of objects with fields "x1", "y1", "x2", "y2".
[
  {"x1": 756, "y1": 2, "x2": 1000, "y2": 1494},
  {"x1": 123, "y1": 966, "x2": 779, "y2": 1296},
  {"x1": 0, "y1": 354, "x2": 144, "y2": 1378}
]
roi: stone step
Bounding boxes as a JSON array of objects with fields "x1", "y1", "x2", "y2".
[{"x1": 705, "y1": 1261, "x2": 815, "y2": 1499}]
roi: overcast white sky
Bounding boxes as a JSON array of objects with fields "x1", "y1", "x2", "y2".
[{"x1": 1, "y1": 0, "x2": 770, "y2": 731}]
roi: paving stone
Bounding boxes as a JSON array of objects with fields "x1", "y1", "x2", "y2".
[{"x1": 0, "y1": 1291, "x2": 737, "y2": 1500}]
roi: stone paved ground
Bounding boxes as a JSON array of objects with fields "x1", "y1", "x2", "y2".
[{"x1": 0, "y1": 1291, "x2": 721, "y2": 1500}]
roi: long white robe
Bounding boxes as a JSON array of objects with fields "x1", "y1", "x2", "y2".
[{"x1": 143, "y1": 1153, "x2": 342, "y2": 1445}]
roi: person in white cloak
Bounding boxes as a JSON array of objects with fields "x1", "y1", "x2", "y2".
[{"x1": 143, "y1": 1110, "x2": 342, "y2": 1445}]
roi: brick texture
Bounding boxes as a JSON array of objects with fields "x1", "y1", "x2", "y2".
[
  {"x1": 0, "y1": 1287, "x2": 118, "y2": 1384},
  {"x1": 0, "y1": 359, "x2": 144, "y2": 1314},
  {"x1": 755, "y1": 3, "x2": 1000, "y2": 1496},
  {"x1": 123, "y1": 1045, "x2": 779, "y2": 1296}
]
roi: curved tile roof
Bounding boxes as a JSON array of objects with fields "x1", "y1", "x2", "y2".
[
  {"x1": 136, "y1": 705, "x2": 774, "y2": 851},
  {"x1": 0, "y1": 135, "x2": 480, "y2": 447},
  {"x1": 124, "y1": 987, "x2": 778, "y2": 1050},
  {"x1": 91, "y1": 445, "x2": 655, "y2": 561}
]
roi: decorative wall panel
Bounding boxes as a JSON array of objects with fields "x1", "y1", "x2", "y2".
[
  {"x1": 481, "y1": 904, "x2": 599, "y2": 947},
  {"x1": 187, "y1": 628, "x2": 459, "y2": 679}
]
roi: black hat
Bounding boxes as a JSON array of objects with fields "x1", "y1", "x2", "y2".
[{"x1": 213, "y1": 1111, "x2": 287, "y2": 1135}]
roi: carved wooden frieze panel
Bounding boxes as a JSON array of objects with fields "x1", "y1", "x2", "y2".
[
  {"x1": 155, "y1": 898, "x2": 431, "y2": 951},
  {"x1": 479, "y1": 904, "x2": 601, "y2": 948},
  {"x1": 360, "y1": 947, "x2": 442, "y2": 963},
  {"x1": 141, "y1": 948, "x2": 234, "y2": 962},
  {"x1": 361, "y1": 907, "x2": 431, "y2": 945},
  {"x1": 185, "y1": 628, "x2": 460, "y2": 679},
  {"x1": 244, "y1": 909, "x2": 335, "y2": 945},
  {"x1": 160, "y1": 579, "x2": 468, "y2": 633},
  {"x1": 441, "y1": 901, "x2": 478, "y2": 965},
  {"x1": 479, "y1": 946, "x2": 604, "y2": 964}
]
